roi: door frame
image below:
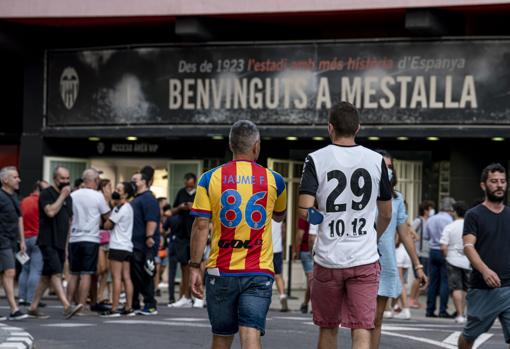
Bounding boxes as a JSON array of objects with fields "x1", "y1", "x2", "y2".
[
  {"x1": 167, "y1": 160, "x2": 203, "y2": 200},
  {"x1": 43, "y1": 156, "x2": 91, "y2": 182}
]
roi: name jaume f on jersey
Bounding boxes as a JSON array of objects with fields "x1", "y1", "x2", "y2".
[{"x1": 223, "y1": 175, "x2": 266, "y2": 185}]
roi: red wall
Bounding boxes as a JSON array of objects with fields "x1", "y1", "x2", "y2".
[{"x1": 0, "y1": 145, "x2": 19, "y2": 168}]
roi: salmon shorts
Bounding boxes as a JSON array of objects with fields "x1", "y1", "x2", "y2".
[{"x1": 311, "y1": 262, "x2": 380, "y2": 329}]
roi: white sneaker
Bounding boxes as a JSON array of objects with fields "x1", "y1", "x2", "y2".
[
  {"x1": 169, "y1": 297, "x2": 193, "y2": 308},
  {"x1": 455, "y1": 315, "x2": 466, "y2": 324},
  {"x1": 393, "y1": 308, "x2": 411, "y2": 320},
  {"x1": 193, "y1": 298, "x2": 205, "y2": 308},
  {"x1": 383, "y1": 311, "x2": 393, "y2": 319}
]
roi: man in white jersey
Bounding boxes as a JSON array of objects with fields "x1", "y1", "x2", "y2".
[{"x1": 298, "y1": 102, "x2": 392, "y2": 349}]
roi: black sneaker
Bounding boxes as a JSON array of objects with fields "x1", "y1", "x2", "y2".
[
  {"x1": 39, "y1": 302, "x2": 47, "y2": 308},
  {"x1": 100, "y1": 309, "x2": 121, "y2": 318},
  {"x1": 18, "y1": 300, "x2": 30, "y2": 307},
  {"x1": 300, "y1": 303, "x2": 308, "y2": 314},
  {"x1": 439, "y1": 312, "x2": 455, "y2": 319},
  {"x1": 90, "y1": 303, "x2": 110, "y2": 312},
  {"x1": 138, "y1": 305, "x2": 158, "y2": 316},
  {"x1": 8, "y1": 310, "x2": 28, "y2": 320},
  {"x1": 426, "y1": 313, "x2": 438, "y2": 318},
  {"x1": 120, "y1": 308, "x2": 136, "y2": 317}
]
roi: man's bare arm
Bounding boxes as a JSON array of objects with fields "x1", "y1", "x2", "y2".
[
  {"x1": 464, "y1": 234, "x2": 501, "y2": 288},
  {"x1": 190, "y1": 217, "x2": 211, "y2": 263},
  {"x1": 298, "y1": 194, "x2": 315, "y2": 221},
  {"x1": 44, "y1": 187, "x2": 71, "y2": 218}
]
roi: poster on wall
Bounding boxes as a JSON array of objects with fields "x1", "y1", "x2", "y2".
[{"x1": 46, "y1": 40, "x2": 510, "y2": 126}]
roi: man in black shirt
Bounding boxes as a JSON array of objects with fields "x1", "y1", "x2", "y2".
[
  {"x1": 459, "y1": 163, "x2": 510, "y2": 349},
  {"x1": 27, "y1": 166, "x2": 82, "y2": 319},
  {"x1": 168, "y1": 173, "x2": 197, "y2": 308},
  {"x1": 0, "y1": 166, "x2": 27, "y2": 320}
]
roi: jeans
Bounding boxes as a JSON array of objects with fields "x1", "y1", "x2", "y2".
[
  {"x1": 426, "y1": 249, "x2": 449, "y2": 315},
  {"x1": 18, "y1": 237, "x2": 43, "y2": 303},
  {"x1": 167, "y1": 243, "x2": 179, "y2": 302},
  {"x1": 131, "y1": 249, "x2": 156, "y2": 309}
]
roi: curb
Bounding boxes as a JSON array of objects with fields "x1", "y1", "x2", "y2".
[{"x1": 0, "y1": 324, "x2": 34, "y2": 349}]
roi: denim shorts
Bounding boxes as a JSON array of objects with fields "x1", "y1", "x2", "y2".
[
  {"x1": 273, "y1": 252, "x2": 283, "y2": 275},
  {"x1": 300, "y1": 251, "x2": 313, "y2": 274},
  {"x1": 463, "y1": 287, "x2": 510, "y2": 343},
  {"x1": 69, "y1": 241, "x2": 99, "y2": 275},
  {"x1": 205, "y1": 273, "x2": 274, "y2": 336}
]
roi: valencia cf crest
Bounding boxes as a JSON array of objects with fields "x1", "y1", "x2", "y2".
[{"x1": 60, "y1": 67, "x2": 79, "y2": 110}]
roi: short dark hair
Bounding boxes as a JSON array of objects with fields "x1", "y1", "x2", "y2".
[
  {"x1": 121, "y1": 181, "x2": 136, "y2": 199},
  {"x1": 418, "y1": 200, "x2": 435, "y2": 216},
  {"x1": 453, "y1": 201, "x2": 468, "y2": 218},
  {"x1": 32, "y1": 180, "x2": 47, "y2": 192},
  {"x1": 329, "y1": 102, "x2": 360, "y2": 137},
  {"x1": 184, "y1": 173, "x2": 197, "y2": 182},
  {"x1": 229, "y1": 120, "x2": 260, "y2": 154},
  {"x1": 376, "y1": 149, "x2": 397, "y2": 197},
  {"x1": 481, "y1": 163, "x2": 506, "y2": 183}
]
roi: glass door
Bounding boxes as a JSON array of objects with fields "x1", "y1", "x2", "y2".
[
  {"x1": 394, "y1": 159, "x2": 423, "y2": 221},
  {"x1": 267, "y1": 158, "x2": 304, "y2": 260}
]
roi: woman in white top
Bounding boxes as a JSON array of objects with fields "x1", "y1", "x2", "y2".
[{"x1": 101, "y1": 182, "x2": 135, "y2": 317}]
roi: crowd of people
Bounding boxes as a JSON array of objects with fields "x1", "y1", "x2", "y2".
[
  {"x1": 0, "y1": 162, "x2": 212, "y2": 320},
  {"x1": 0, "y1": 102, "x2": 509, "y2": 349}
]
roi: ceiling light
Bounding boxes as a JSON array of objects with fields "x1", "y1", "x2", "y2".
[
  {"x1": 211, "y1": 135, "x2": 224, "y2": 140},
  {"x1": 368, "y1": 136, "x2": 380, "y2": 141},
  {"x1": 313, "y1": 137, "x2": 325, "y2": 141},
  {"x1": 427, "y1": 136, "x2": 439, "y2": 141},
  {"x1": 286, "y1": 136, "x2": 298, "y2": 141},
  {"x1": 397, "y1": 136, "x2": 409, "y2": 141},
  {"x1": 88, "y1": 136, "x2": 100, "y2": 142},
  {"x1": 492, "y1": 137, "x2": 505, "y2": 142},
  {"x1": 126, "y1": 136, "x2": 138, "y2": 141}
]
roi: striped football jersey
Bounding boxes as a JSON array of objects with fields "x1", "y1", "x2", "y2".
[{"x1": 191, "y1": 160, "x2": 286, "y2": 277}]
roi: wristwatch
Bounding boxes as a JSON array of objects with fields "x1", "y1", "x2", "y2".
[{"x1": 188, "y1": 260, "x2": 201, "y2": 269}]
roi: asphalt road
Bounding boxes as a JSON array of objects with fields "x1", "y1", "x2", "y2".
[{"x1": 1, "y1": 300, "x2": 505, "y2": 349}]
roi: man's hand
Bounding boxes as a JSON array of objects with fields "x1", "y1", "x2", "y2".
[
  {"x1": 190, "y1": 267, "x2": 204, "y2": 299},
  {"x1": 416, "y1": 268, "x2": 428, "y2": 290},
  {"x1": 19, "y1": 240, "x2": 26, "y2": 255},
  {"x1": 179, "y1": 202, "x2": 191, "y2": 211},
  {"x1": 60, "y1": 185, "x2": 71, "y2": 198},
  {"x1": 482, "y1": 268, "x2": 501, "y2": 288},
  {"x1": 146, "y1": 237, "x2": 155, "y2": 248}
]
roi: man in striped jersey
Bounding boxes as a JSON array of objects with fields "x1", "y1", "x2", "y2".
[{"x1": 190, "y1": 120, "x2": 286, "y2": 349}]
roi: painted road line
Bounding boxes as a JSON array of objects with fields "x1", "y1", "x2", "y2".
[
  {"x1": 0, "y1": 343, "x2": 26, "y2": 349},
  {"x1": 381, "y1": 330, "x2": 456, "y2": 349},
  {"x1": 105, "y1": 320, "x2": 211, "y2": 328},
  {"x1": 163, "y1": 318, "x2": 208, "y2": 322},
  {"x1": 41, "y1": 323, "x2": 96, "y2": 328},
  {"x1": 273, "y1": 317, "x2": 310, "y2": 321},
  {"x1": 442, "y1": 331, "x2": 493, "y2": 349},
  {"x1": 0, "y1": 326, "x2": 34, "y2": 349}
]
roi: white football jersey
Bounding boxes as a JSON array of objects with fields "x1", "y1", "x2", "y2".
[{"x1": 299, "y1": 144, "x2": 392, "y2": 268}]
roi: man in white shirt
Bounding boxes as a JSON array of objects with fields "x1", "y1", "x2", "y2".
[
  {"x1": 271, "y1": 219, "x2": 288, "y2": 312},
  {"x1": 298, "y1": 102, "x2": 392, "y2": 349},
  {"x1": 440, "y1": 201, "x2": 471, "y2": 324},
  {"x1": 66, "y1": 169, "x2": 110, "y2": 311}
]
